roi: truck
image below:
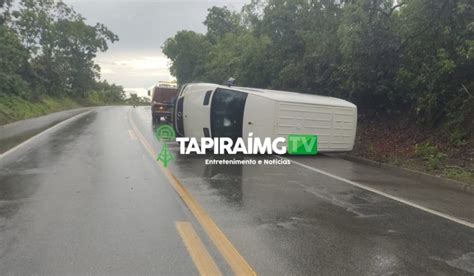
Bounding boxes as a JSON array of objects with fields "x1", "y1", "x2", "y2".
[
  {"x1": 148, "y1": 81, "x2": 178, "y2": 123},
  {"x1": 173, "y1": 83, "x2": 357, "y2": 152}
]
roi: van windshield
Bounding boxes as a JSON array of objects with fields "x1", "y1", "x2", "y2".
[
  {"x1": 210, "y1": 88, "x2": 248, "y2": 140},
  {"x1": 153, "y1": 88, "x2": 178, "y2": 104}
]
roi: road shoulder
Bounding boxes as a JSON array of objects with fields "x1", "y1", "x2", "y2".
[
  {"x1": 287, "y1": 154, "x2": 474, "y2": 226},
  {"x1": 0, "y1": 107, "x2": 94, "y2": 154}
]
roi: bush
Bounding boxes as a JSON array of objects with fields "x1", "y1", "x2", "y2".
[{"x1": 414, "y1": 142, "x2": 447, "y2": 170}]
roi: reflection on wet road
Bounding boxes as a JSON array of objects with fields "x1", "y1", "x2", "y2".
[{"x1": 1, "y1": 106, "x2": 473, "y2": 275}]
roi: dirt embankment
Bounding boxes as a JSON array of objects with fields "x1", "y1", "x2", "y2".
[{"x1": 352, "y1": 114, "x2": 474, "y2": 185}]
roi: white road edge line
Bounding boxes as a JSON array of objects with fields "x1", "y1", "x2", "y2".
[
  {"x1": 0, "y1": 110, "x2": 94, "y2": 159},
  {"x1": 277, "y1": 156, "x2": 474, "y2": 229}
]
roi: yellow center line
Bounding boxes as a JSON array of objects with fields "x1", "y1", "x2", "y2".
[
  {"x1": 128, "y1": 129, "x2": 137, "y2": 140},
  {"x1": 127, "y1": 109, "x2": 256, "y2": 276},
  {"x1": 175, "y1": 221, "x2": 223, "y2": 276}
]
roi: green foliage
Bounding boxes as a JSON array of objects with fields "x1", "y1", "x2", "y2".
[
  {"x1": 126, "y1": 93, "x2": 149, "y2": 106},
  {"x1": 414, "y1": 142, "x2": 447, "y2": 170},
  {"x1": 0, "y1": 0, "x2": 121, "y2": 112},
  {"x1": 205, "y1": 32, "x2": 272, "y2": 86},
  {"x1": 162, "y1": 31, "x2": 211, "y2": 85},
  {"x1": 204, "y1": 6, "x2": 242, "y2": 42},
  {"x1": 0, "y1": 94, "x2": 80, "y2": 124},
  {"x1": 338, "y1": 0, "x2": 402, "y2": 110},
  {"x1": 443, "y1": 166, "x2": 474, "y2": 184},
  {"x1": 163, "y1": 0, "x2": 474, "y2": 136},
  {"x1": 85, "y1": 81, "x2": 126, "y2": 106},
  {"x1": 396, "y1": 0, "x2": 474, "y2": 125},
  {"x1": 0, "y1": 25, "x2": 30, "y2": 97}
]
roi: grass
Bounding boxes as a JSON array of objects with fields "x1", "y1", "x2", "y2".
[
  {"x1": 443, "y1": 167, "x2": 474, "y2": 185},
  {"x1": 0, "y1": 95, "x2": 81, "y2": 125}
]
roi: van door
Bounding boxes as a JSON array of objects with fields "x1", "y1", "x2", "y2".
[
  {"x1": 242, "y1": 94, "x2": 276, "y2": 138},
  {"x1": 210, "y1": 88, "x2": 248, "y2": 141}
]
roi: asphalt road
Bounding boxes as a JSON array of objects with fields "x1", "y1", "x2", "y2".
[{"x1": 0, "y1": 106, "x2": 473, "y2": 275}]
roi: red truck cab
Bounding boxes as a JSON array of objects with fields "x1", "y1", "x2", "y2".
[{"x1": 148, "y1": 82, "x2": 178, "y2": 123}]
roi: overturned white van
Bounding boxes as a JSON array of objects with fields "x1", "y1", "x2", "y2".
[{"x1": 173, "y1": 83, "x2": 357, "y2": 152}]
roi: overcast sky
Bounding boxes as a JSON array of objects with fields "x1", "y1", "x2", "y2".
[{"x1": 64, "y1": 0, "x2": 247, "y2": 95}]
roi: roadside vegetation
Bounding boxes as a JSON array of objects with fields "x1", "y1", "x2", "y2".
[
  {"x1": 127, "y1": 93, "x2": 151, "y2": 106},
  {"x1": 163, "y1": 0, "x2": 474, "y2": 183},
  {"x1": 0, "y1": 95, "x2": 79, "y2": 125},
  {"x1": 0, "y1": 0, "x2": 125, "y2": 125}
]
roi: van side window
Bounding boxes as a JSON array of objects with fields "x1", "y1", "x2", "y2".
[{"x1": 203, "y1": 90, "x2": 212, "y2": 106}]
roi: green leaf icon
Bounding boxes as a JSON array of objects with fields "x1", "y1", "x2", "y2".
[
  {"x1": 157, "y1": 144, "x2": 173, "y2": 167},
  {"x1": 155, "y1": 124, "x2": 176, "y2": 142}
]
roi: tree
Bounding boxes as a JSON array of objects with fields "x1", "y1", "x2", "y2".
[
  {"x1": 162, "y1": 30, "x2": 211, "y2": 84},
  {"x1": 337, "y1": 0, "x2": 402, "y2": 111},
  {"x1": 204, "y1": 6, "x2": 241, "y2": 42},
  {"x1": 396, "y1": 0, "x2": 474, "y2": 129},
  {"x1": 162, "y1": 0, "x2": 474, "y2": 134},
  {"x1": 204, "y1": 32, "x2": 272, "y2": 86},
  {"x1": 55, "y1": 18, "x2": 118, "y2": 96},
  {"x1": 7, "y1": 0, "x2": 118, "y2": 98},
  {"x1": 0, "y1": 25, "x2": 29, "y2": 97}
]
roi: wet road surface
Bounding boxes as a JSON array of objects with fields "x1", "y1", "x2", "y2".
[{"x1": 1, "y1": 106, "x2": 473, "y2": 275}]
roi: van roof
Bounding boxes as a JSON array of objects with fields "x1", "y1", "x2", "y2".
[{"x1": 184, "y1": 83, "x2": 356, "y2": 108}]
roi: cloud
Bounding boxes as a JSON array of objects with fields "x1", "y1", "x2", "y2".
[
  {"x1": 63, "y1": 0, "x2": 247, "y2": 88},
  {"x1": 115, "y1": 56, "x2": 169, "y2": 71},
  {"x1": 100, "y1": 68, "x2": 115, "y2": 74},
  {"x1": 96, "y1": 51, "x2": 174, "y2": 87}
]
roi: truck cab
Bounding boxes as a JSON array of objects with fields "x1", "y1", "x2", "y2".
[{"x1": 148, "y1": 82, "x2": 178, "y2": 123}]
